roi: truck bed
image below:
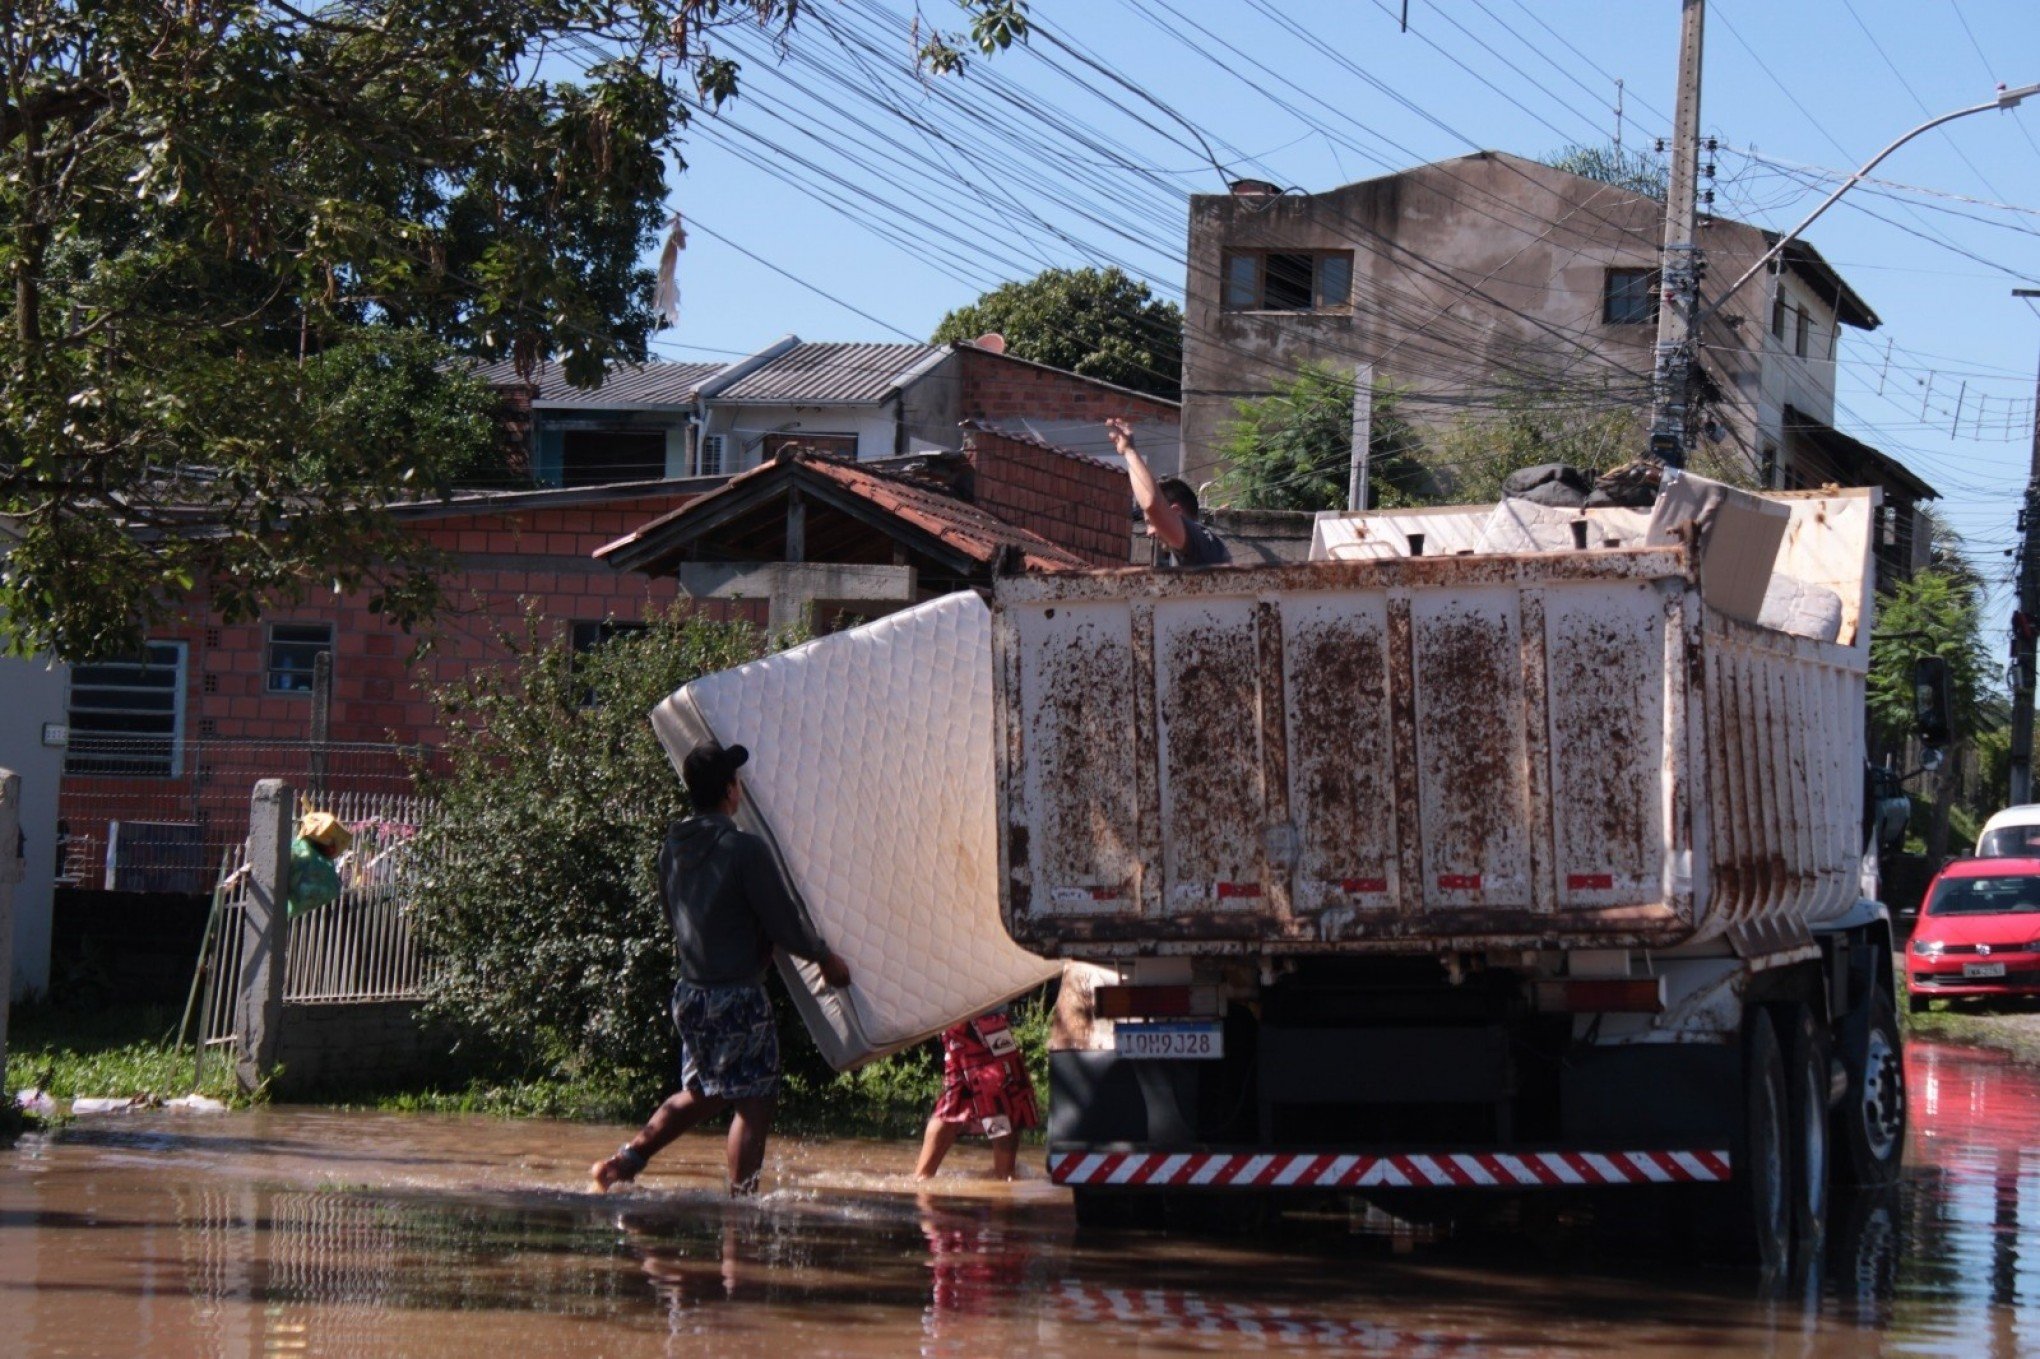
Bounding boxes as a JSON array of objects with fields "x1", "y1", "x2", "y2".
[{"x1": 990, "y1": 488, "x2": 1877, "y2": 958}]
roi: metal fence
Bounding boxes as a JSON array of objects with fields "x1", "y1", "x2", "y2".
[
  {"x1": 282, "y1": 792, "x2": 439, "y2": 1004},
  {"x1": 59, "y1": 738, "x2": 442, "y2": 894},
  {"x1": 187, "y1": 789, "x2": 441, "y2": 1085}
]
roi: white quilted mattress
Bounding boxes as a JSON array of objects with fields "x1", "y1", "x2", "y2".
[{"x1": 651, "y1": 591, "x2": 1058, "y2": 1071}]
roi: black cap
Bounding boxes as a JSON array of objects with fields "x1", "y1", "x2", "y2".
[{"x1": 682, "y1": 740, "x2": 749, "y2": 808}]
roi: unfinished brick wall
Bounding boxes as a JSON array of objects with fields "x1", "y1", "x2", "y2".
[
  {"x1": 965, "y1": 428, "x2": 1131, "y2": 567},
  {"x1": 54, "y1": 487, "x2": 773, "y2": 876},
  {"x1": 955, "y1": 345, "x2": 1180, "y2": 426}
]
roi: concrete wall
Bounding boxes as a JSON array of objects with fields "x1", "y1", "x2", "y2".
[
  {"x1": 0, "y1": 651, "x2": 66, "y2": 1000},
  {"x1": 1180, "y1": 151, "x2": 1850, "y2": 490},
  {"x1": 702, "y1": 402, "x2": 907, "y2": 472},
  {"x1": 274, "y1": 999, "x2": 451, "y2": 1097}
]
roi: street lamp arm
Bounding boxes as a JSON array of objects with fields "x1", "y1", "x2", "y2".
[{"x1": 1701, "y1": 83, "x2": 2040, "y2": 324}]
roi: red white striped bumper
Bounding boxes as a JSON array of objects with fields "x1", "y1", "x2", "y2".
[{"x1": 1048, "y1": 1147, "x2": 1731, "y2": 1188}]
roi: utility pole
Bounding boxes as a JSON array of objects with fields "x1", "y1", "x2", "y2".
[
  {"x1": 2010, "y1": 289, "x2": 2040, "y2": 805},
  {"x1": 1648, "y1": 0, "x2": 1706, "y2": 469},
  {"x1": 1347, "y1": 362, "x2": 1375, "y2": 511}
]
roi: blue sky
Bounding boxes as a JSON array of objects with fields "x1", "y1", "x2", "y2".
[{"x1": 649, "y1": 0, "x2": 2037, "y2": 616}]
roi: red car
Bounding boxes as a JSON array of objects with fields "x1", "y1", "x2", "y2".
[{"x1": 1907, "y1": 856, "x2": 2040, "y2": 1012}]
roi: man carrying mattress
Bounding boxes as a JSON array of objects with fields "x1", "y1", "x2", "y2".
[{"x1": 592, "y1": 739, "x2": 853, "y2": 1196}]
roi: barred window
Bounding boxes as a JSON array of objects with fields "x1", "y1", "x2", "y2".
[{"x1": 65, "y1": 642, "x2": 187, "y2": 778}]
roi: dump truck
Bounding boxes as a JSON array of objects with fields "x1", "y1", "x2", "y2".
[{"x1": 989, "y1": 478, "x2": 1916, "y2": 1269}]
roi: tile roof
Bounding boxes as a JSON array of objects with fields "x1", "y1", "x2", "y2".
[
  {"x1": 469, "y1": 357, "x2": 720, "y2": 408},
  {"x1": 596, "y1": 453, "x2": 1090, "y2": 575},
  {"x1": 708, "y1": 342, "x2": 945, "y2": 404},
  {"x1": 803, "y1": 456, "x2": 1090, "y2": 572}
]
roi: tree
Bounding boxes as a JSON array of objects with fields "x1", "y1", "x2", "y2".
[
  {"x1": 932, "y1": 266, "x2": 1182, "y2": 400},
  {"x1": 1869, "y1": 565, "x2": 1994, "y2": 863},
  {"x1": 0, "y1": 1, "x2": 1027, "y2": 659},
  {"x1": 1210, "y1": 363, "x2": 1431, "y2": 512},
  {"x1": 409, "y1": 609, "x2": 775, "y2": 1098},
  {"x1": 1543, "y1": 143, "x2": 1669, "y2": 200}
]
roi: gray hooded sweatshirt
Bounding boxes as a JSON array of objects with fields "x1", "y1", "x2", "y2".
[{"x1": 660, "y1": 814, "x2": 829, "y2": 986}]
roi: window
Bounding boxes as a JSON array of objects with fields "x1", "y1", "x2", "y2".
[
  {"x1": 570, "y1": 620, "x2": 650, "y2": 654},
  {"x1": 266, "y1": 622, "x2": 333, "y2": 695},
  {"x1": 1794, "y1": 306, "x2": 1811, "y2": 359},
  {"x1": 761, "y1": 432, "x2": 859, "y2": 460},
  {"x1": 696, "y1": 433, "x2": 725, "y2": 477},
  {"x1": 1221, "y1": 250, "x2": 1354, "y2": 311},
  {"x1": 1771, "y1": 294, "x2": 1787, "y2": 340},
  {"x1": 560, "y1": 428, "x2": 667, "y2": 487},
  {"x1": 1602, "y1": 268, "x2": 1659, "y2": 325},
  {"x1": 1760, "y1": 442, "x2": 1779, "y2": 488},
  {"x1": 65, "y1": 642, "x2": 187, "y2": 778}
]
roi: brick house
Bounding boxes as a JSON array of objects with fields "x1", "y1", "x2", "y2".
[{"x1": 52, "y1": 343, "x2": 1166, "y2": 901}]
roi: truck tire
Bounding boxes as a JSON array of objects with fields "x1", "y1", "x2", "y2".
[
  {"x1": 1833, "y1": 988, "x2": 1906, "y2": 1187},
  {"x1": 1071, "y1": 1188, "x2": 1162, "y2": 1232},
  {"x1": 1699, "y1": 1007, "x2": 1792, "y2": 1275},
  {"x1": 1783, "y1": 1002, "x2": 1831, "y2": 1257}
]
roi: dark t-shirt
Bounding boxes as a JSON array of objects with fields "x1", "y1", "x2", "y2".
[{"x1": 1163, "y1": 517, "x2": 1231, "y2": 568}]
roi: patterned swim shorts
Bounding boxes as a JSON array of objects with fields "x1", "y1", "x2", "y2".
[{"x1": 672, "y1": 980, "x2": 781, "y2": 1100}]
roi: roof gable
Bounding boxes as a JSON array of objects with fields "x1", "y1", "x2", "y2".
[{"x1": 597, "y1": 454, "x2": 1090, "y2": 576}]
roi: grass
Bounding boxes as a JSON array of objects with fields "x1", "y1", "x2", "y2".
[{"x1": 5, "y1": 1002, "x2": 246, "y2": 1107}]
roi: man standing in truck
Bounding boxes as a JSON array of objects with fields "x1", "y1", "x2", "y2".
[{"x1": 1106, "y1": 417, "x2": 1230, "y2": 568}]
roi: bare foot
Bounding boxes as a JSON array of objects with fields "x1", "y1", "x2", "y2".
[{"x1": 590, "y1": 1156, "x2": 635, "y2": 1192}]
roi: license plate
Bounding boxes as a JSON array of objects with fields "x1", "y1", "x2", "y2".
[
  {"x1": 1115, "y1": 1022, "x2": 1224, "y2": 1060},
  {"x1": 1964, "y1": 962, "x2": 2008, "y2": 979}
]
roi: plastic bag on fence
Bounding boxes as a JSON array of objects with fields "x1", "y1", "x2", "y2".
[{"x1": 287, "y1": 837, "x2": 342, "y2": 917}]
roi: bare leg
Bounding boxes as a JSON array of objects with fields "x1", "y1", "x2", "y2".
[
  {"x1": 916, "y1": 1117, "x2": 963, "y2": 1180},
  {"x1": 591, "y1": 1088, "x2": 729, "y2": 1190},
  {"x1": 727, "y1": 1096, "x2": 777, "y2": 1194},
  {"x1": 988, "y1": 1131, "x2": 1019, "y2": 1181}
]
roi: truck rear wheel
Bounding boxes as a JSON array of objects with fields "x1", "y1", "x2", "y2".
[
  {"x1": 1834, "y1": 988, "x2": 1906, "y2": 1187},
  {"x1": 1699, "y1": 1006, "x2": 1792, "y2": 1275},
  {"x1": 1783, "y1": 1003, "x2": 1831, "y2": 1256}
]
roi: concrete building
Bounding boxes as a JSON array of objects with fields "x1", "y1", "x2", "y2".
[
  {"x1": 0, "y1": 524, "x2": 68, "y2": 1000},
  {"x1": 1181, "y1": 152, "x2": 1934, "y2": 584},
  {"x1": 481, "y1": 335, "x2": 1183, "y2": 484}
]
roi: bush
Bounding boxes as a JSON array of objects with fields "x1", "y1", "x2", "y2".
[{"x1": 409, "y1": 609, "x2": 774, "y2": 1098}]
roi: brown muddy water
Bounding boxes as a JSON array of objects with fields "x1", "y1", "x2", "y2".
[{"x1": 3, "y1": 1039, "x2": 2038, "y2": 1356}]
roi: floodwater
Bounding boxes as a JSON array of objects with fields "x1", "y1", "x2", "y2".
[{"x1": 3, "y1": 1040, "x2": 2038, "y2": 1356}]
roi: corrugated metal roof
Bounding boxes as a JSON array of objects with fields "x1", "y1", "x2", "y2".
[
  {"x1": 470, "y1": 357, "x2": 720, "y2": 409},
  {"x1": 709, "y1": 342, "x2": 944, "y2": 404}
]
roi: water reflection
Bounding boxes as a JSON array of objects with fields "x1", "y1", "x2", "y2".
[{"x1": 3, "y1": 1040, "x2": 2040, "y2": 1355}]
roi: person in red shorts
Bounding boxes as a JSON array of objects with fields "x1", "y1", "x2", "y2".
[{"x1": 915, "y1": 1007, "x2": 1039, "y2": 1180}]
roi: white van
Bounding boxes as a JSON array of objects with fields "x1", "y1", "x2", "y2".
[{"x1": 1976, "y1": 806, "x2": 2040, "y2": 857}]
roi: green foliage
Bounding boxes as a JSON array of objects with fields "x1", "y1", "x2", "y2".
[
  {"x1": 1431, "y1": 382, "x2": 1651, "y2": 501},
  {"x1": 0, "y1": 0, "x2": 1026, "y2": 659},
  {"x1": 1868, "y1": 567, "x2": 1990, "y2": 749},
  {"x1": 1211, "y1": 363, "x2": 1432, "y2": 511},
  {"x1": 4, "y1": 1003, "x2": 245, "y2": 1105},
  {"x1": 409, "y1": 609, "x2": 774, "y2": 1097},
  {"x1": 932, "y1": 266, "x2": 1182, "y2": 400},
  {"x1": 1543, "y1": 143, "x2": 1669, "y2": 200}
]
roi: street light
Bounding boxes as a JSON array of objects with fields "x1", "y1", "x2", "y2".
[{"x1": 1703, "y1": 82, "x2": 2040, "y2": 322}]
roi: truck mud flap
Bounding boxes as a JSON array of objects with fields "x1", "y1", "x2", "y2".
[{"x1": 1048, "y1": 1147, "x2": 1731, "y2": 1190}]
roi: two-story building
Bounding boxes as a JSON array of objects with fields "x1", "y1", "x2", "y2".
[{"x1": 1181, "y1": 151, "x2": 1934, "y2": 586}]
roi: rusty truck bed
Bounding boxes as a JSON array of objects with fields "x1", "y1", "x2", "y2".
[{"x1": 990, "y1": 493, "x2": 1874, "y2": 958}]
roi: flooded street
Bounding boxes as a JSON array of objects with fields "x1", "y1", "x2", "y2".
[{"x1": 3, "y1": 1039, "x2": 2038, "y2": 1356}]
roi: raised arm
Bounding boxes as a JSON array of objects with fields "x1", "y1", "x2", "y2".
[{"x1": 1107, "y1": 417, "x2": 1188, "y2": 553}]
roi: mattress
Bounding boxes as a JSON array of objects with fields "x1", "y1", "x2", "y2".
[{"x1": 652, "y1": 591, "x2": 1059, "y2": 1071}]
